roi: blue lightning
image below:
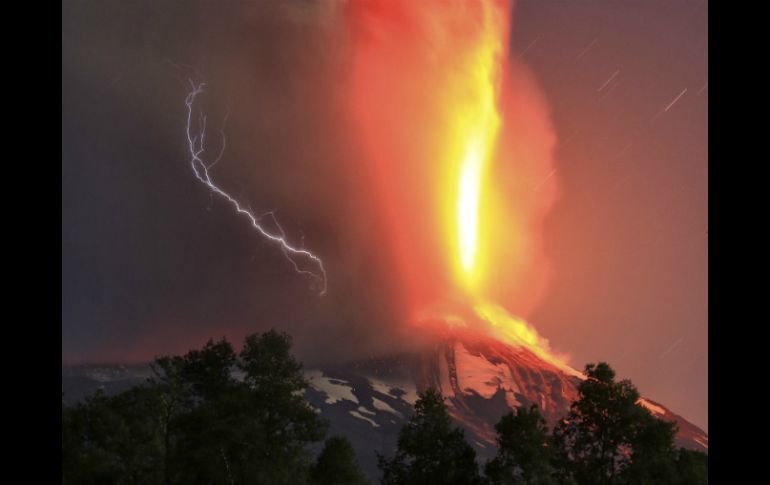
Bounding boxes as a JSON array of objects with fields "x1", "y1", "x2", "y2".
[{"x1": 184, "y1": 81, "x2": 328, "y2": 295}]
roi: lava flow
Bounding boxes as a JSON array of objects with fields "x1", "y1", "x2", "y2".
[{"x1": 346, "y1": 0, "x2": 564, "y2": 366}]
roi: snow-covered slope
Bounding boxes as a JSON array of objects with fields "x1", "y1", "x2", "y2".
[
  {"x1": 62, "y1": 332, "x2": 707, "y2": 482},
  {"x1": 304, "y1": 328, "x2": 707, "y2": 479}
]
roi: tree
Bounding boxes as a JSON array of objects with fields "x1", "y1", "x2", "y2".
[
  {"x1": 163, "y1": 331, "x2": 327, "y2": 484},
  {"x1": 378, "y1": 388, "x2": 483, "y2": 485},
  {"x1": 63, "y1": 330, "x2": 328, "y2": 485},
  {"x1": 62, "y1": 387, "x2": 167, "y2": 485},
  {"x1": 620, "y1": 411, "x2": 678, "y2": 484},
  {"x1": 550, "y1": 362, "x2": 687, "y2": 485},
  {"x1": 310, "y1": 436, "x2": 370, "y2": 485},
  {"x1": 236, "y1": 329, "x2": 328, "y2": 484},
  {"x1": 62, "y1": 389, "x2": 124, "y2": 485},
  {"x1": 485, "y1": 404, "x2": 555, "y2": 485},
  {"x1": 156, "y1": 338, "x2": 242, "y2": 485},
  {"x1": 674, "y1": 448, "x2": 708, "y2": 485}
]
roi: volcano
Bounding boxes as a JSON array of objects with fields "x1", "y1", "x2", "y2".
[
  {"x1": 61, "y1": 323, "x2": 708, "y2": 482},
  {"x1": 302, "y1": 324, "x2": 708, "y2": 480}
]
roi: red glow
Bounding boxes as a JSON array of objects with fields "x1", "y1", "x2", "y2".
[{"x1": 345, "y1": 0, "x2": 558, "y2": 321}]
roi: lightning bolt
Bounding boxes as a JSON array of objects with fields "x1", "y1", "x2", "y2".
[{"x1": 184, "y1": 81, "x2": 327, "y2": 295}]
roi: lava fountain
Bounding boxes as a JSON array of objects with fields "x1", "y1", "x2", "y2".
[{"x1": 346, "y1": 0, "x2": 565, "y2": 368}]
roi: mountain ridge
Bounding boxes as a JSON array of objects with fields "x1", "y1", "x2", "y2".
[{"x1": 61, "y1": 331, "x2": 707, "y2": 481}]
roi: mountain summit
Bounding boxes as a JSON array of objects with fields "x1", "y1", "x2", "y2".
[
  {"x1": 304, "y1": 324, "x2": 707, "y2": 480},
  {"x1": 61, "y1": 324, "x2": 707, "y2": 482}
]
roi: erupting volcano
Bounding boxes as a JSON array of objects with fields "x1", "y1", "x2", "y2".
[
  {"x1": 62, "y1": 1, "x2": 708, "y2": 482},
  {"x1": 334, "y1": 0, "x2": 708, "y2": 474},
  {"x1": 348, "y1": 0, "x2": 565, "y2": 368}
]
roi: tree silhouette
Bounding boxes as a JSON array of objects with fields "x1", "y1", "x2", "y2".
[
  {"x1": 63, "y1": 345, "x2": 708, "y2": 485},
  {"x1": 62, "y1": 330, "x2": 327, "y2": 485},
  {"x1": 674, "y1": 448, "x2": 708, "y2": 485},
  {"x1": 621, "y1": 409, "x2": 678, "y2": 484},
  {"x1": 235, "y1": 329, "x2": 328, "y2": 484},
  {"x1": 378, "y1": 388, "x2": 483, "y2": 485},
  {"x1": 485, "y1": 404, "x2": 555, "y2": 485},
  {"x1": 550, "y1": 362, "x2": 707, "y2": 485},
  {"x1": 551, "y1": 362, "x2": 644, "y2": 484},
  {"x1": 310, "y1": 435, "x2": 370, "y2": 485}
]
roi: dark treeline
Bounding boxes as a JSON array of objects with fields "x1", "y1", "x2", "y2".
[
  {"x1": 379, "y1": 364, "x2": 707, "y2": 485},
  {"x1": 62, "y1": 330, "x2": 368, "y2": 485},
  {"x1": 62, "y1": 331, "x2": 707, "y2": 485}
]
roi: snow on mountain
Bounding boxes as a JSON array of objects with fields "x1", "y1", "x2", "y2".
[
  {"x1": 62, "y1": 332, "x2": 707, "y2": 481},
  {"x1": 302, "y1": 328, "x2": 707, "y2": 479}
]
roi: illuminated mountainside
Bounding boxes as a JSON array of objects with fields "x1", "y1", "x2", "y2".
[
  {"x1": 60, "y1": 307, "x2": 706, "y2": 482},
  {"x1": 303, "y1": 325, "x2": 708, "y2": 480},
  {"x1": 61, "y1": 328, "x2": 707, "y2": 481}
]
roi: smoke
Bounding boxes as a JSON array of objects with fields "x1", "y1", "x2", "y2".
[
  {"x1": 63, "y1": 0, "x2": 558, "y2": 365},
  {"x1": 488, "y1": 59, "x2": 559, "y2": 318}
]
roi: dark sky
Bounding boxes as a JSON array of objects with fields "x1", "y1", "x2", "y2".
[{"x1": 62, "y1": 1, "x2": 707, "y2": 431}]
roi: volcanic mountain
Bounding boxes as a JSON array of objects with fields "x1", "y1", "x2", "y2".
[
  {"x1": 61, "y1": 322, "x2": 708, "y2": 482},
  {"x1": 301, "y1": 321, "x2": 708, "y2": 480}
]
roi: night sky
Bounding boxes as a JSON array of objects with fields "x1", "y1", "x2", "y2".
[{"x1": 62, "y1": 1, "x2": 707, "y2": 431}]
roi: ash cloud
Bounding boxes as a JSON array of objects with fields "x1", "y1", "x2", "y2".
[{"x1": 63, "y1": 0, "x2": 415, "y2": 365}]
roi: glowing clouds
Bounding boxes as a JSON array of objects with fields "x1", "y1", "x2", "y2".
[
  {"x1": 345, "y1": 0, "x2": 557, "y2": 325},
  {"x1": 346, "y1": 0, "x2": 512, "y2": 308}
]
